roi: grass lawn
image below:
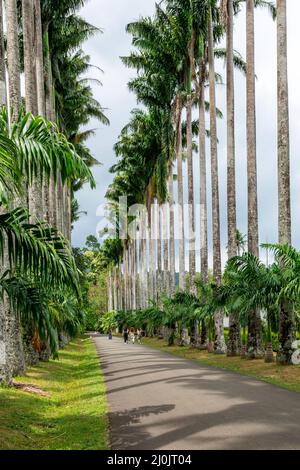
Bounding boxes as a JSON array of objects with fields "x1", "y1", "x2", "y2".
[
  {"x1": 141, "y1": 336, "x2": 300, "y2": 394},
  {"x1": 0, "y1": 337, "x2": 109, "y2": 450}
]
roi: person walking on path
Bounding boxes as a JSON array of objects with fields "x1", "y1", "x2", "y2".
[
  {"x1": 123, "y1": 327, "x2": 129, "y2": 344},
  {"x1": 137, "y1": 329, "x2": 142, "y2": 344},
  {"x1": 108, "y1": 329, "x2": 113, "y2": 340},
  {"x1": 130, "y1": 329, "x2": 135, "y2": 344}
]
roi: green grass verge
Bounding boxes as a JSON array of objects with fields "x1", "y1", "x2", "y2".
[
  {"x1": 0, "y1": 337, "x2": 109, "y2": 450},
  {"x1": 141, "y1": 336, "x2": 300, "y2": 394}
]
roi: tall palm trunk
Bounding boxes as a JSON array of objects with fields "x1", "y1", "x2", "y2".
[
  {"x1": 117, "y1": 261, "x2": 122, "y2": 311},
  {"x1": 123, "y1": 246, "x2": 128, "y2": 311},
  {"x1": 148, "y1": 210, "x2": 153, "y2": 301},
  {"x1": 108, "y1": 269, "x2": 113, "y2": 311},
  {"x1": 162, "y1": 202, "x2": 169, "y2": 296},
  {"x1": 225, "y1": 0, "x2": 240, "y2": 356},
  {"x1": 43, "y1": 23, "x2": 58, "y2": 229},
  {"x1": 168, "y1": 167, "x2": 175, "y2": 295},
  {"x1": 153, "y1": 202, "x2": 158, "y2": 301},
  {"x1": 145, "y1": 211, "x2": 150, "y2": 306},
  {"x1": 4, "y1": 0, "x2": 26, "y2": 377},
  {"x1": 35, "y1": 0, "x2": 51, "y2": 226},
  {"x1": 35, "y1": 0, "x2": 45, "y2": 116},
  {"x1": 0, "y1": 0, "x2": 11, "y2": 383},
  {"x1": 135, "y1": 227, "x2": 140, "y2": 309},
  {"x1": 176, "y1": 97, "x2": 185, "y2": 290},
  {"x1": 157, "y1": 203, "x2": 163, "y2": 301},
  {"x1": 113, "y1": 266, "x2": 118, "y2": 312},
  {"x1": 149, "y1": 202, "x2": 156, "y2": 301},
  {"x1": 7, "y1": 0, "x2": 21, "y2": 120},
  {"x1": 129, "y1": 244, "x2": 133, "y2": 310},
  {"x1": 198, "y1": 60, "x2": 208, "y2": 348},
  {"x1": 186, "y1": 94, "x2": 196, "y2": 294},
  {"x1": 23, "y1": 0, "x2": 38, "y2": 114},
  {"x1": 208, "y1": 10, "x2": 226, "y2": 354},
  {"x1": 132, "y1": 238, "x2": 137, "y2": 310},
  {"x1": 22, "y1": 0, "x2": 47, "y2": 364},
  {"x1": 140, "y1": 216, "x2": 145, "y2": 308},
  {"x1": 0, "y1": 0, "x2": 5, "y2": 106},
  {"x1": 23, "y1": 0, "x2": 42, "y2": 224},
  {"x1": 277, "y1": 0, "x2": 295, "y2": 364},
  {"x1": 246, "y1": 0, "x2": 263, "y2": 358},
  {"x1": 277, "y1": 0, "x2": 291, "y2": 245}
]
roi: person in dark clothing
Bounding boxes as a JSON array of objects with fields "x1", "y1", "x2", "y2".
[
  {"x1": 123, "y1": 327, "x2": 129, "y2": 344},
  {"x1": 108, "y1": 329, "x2": 112, "y2": 340}
]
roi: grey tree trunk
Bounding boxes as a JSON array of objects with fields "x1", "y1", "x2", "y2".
[
  {"x1": 7, "y1": 0, "x2": 21, "y2": 120},
  {"x1": 0, "y1": 0, "x2": 6, "y2": 106},
  {"x1": 277, "y1": 0, "x2": 295, "y2": 364},
  {"x1": 162, "y1": 202, "x2": 169, "y2": 296},
  {"x1": 277, "y1": 0, "x2": 291, "y2": 244},
  {"x1": 4, "y1": 0, "x2": 26, "y2": 378},
  {"x1": 108, "y1": 269, "x2": 113, "y2": 311},
  {"x1": 113, "y1": 266, "x2": 118, "y2": 312},
  {"x1": 136, "y1": 228, "x2": 140, "y2": 309},
  {"x1": 148, "y1": 204, "x2": 154, "y2": 301},
  {"x1": 199, "y1": 79, "x2": 208, "y2": 283},
  {"x1": 132, "y1": 239, "x2": 137, "y2": 310},
  {"x1": 23, "y1": 0, "x2": 43, "y2": 223},
  {"x1": 168, "y1": 169, "x2": 175, "y2": 296},
  {"x1": 43, "y1": 24, "x2": 58, "y2": 229},
  {"x1": 198, "y1": 63, "x2": 208, "y2": 348},
  {"x1": 23, "y1": 0, "x2": 38, "y2": 114},
  {"x1": 186, "y1": 95, "x2": 196, "y2": 294},
  {"x1": 123, "y1": 246, "x2": 128, "y2": 311},
  {"x1": 176, "y1": 98, "x2": 185, "y2": 291},
  {"x1": 128, "y1": 244, "x2": 132, "y2": 310},
  {"x1": 147, "y1": 212, "x2": 153, "y2": 301},
  {"x1": 35, "y1": 0, "x2": 45, "y2": 116},
  {"x1": 157, "y1": 203, "x2": 163, "y2": 301},
  {"x1": 226, "y1": 0, "x2": 240, "y2": 356},
  {"x1": 144, "y1": 211, "x2": 149, "y2": 306},
  {"x1": 0, "y1": 2, "x2": 9, "y2": 383},
  {"x1": 208, "y1": 10, "x2": 226, "y2": 354},
  {"x1": 246, "y1": 0, "x2": 264, "y2": 358}
]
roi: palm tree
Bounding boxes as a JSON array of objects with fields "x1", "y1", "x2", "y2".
[
  {"x1": 246, "y1": 0, "x2": 268, "y2": 358},
  {"x1": 4, "y1": 0, "x2": 26, "y2": 374},
  {"x1": 0, "y1": 147, "x2": 86, "y2": 384},
  {"x1": 198, "y1": 59, "x2": 208, "y2": 285},
  {"x1": 162, "y1": 201, "x2": 170, "y2": 296},
  {"x1": 168, "y1": 165, "x2": 175, "y2": 295},
  {"x1": 220, "y1": 0, "x2": 240, "y2": 356},
  {"x1": 277, "y1": 1, "x2": 290, "y2": 244},
  {"x1": 208, "y1": 7, "x2": 226, "y2": 354},
  {"x1": 276, "y1": 0, "x2": 295, "y2": 364},
  {"x1": 0, "y1": 107, "x2": 94, "y2": 379},
  {"x1": 176, "y1": 96, "x2": 185, "y2": 291}
]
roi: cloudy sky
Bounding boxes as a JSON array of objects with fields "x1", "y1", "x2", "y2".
[{"x1": 73, "y1": 0, "x2": 300, "y2": 270}]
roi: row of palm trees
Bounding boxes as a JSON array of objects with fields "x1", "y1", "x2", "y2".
[
  {"x1": 103, "y1": 0, "x2": 296, "y2": 364},
  {"x1": 0, "y1": 0, "x2": 107, "y2": 383},
  {"x1": 102, "y1": 242, "x2": 300, "y2": 366}
]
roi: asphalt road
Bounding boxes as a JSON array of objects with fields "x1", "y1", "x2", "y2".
[{"x1": 92, "y1": 334, "x2": 300, "y2": 450}]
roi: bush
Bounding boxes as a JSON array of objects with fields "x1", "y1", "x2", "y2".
[{"x1": 84, "y1": 306, "x2": 101, "y2": 331}]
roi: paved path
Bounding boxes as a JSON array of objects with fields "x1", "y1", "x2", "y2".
[{"x1": 93, "y1": 334, "x2": 300, "y2": 450}]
